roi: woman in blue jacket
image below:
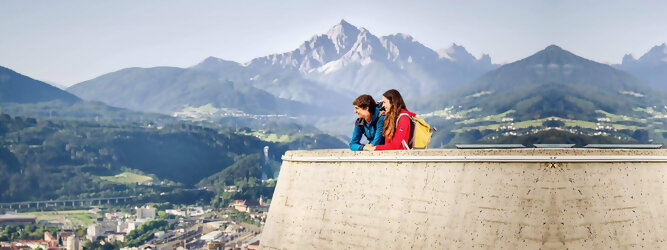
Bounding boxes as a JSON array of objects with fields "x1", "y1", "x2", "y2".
[{"x1": 349, "y1": 94, "x2": 385, "y2": 151}]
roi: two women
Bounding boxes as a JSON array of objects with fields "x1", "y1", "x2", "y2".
[{"x1": 351, "y1": 89, "x2": 414, "y2": 151}]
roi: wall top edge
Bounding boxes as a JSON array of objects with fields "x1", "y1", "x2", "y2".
[{"x1": 282, "y1": 149, "x2": 667, "y2": 162}]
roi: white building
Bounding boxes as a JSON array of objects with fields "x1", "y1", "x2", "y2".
[
  {"x1": 186, "y1": 206, "x2": 210, "y2": 217},
  {"x1": 165, "y1": 209, "x2": 186, "y2": 217},
  {"x1": 136, "y1": 207, "x2": 156, "y2": 220},
  {"x1": 223, "y1": 186, "x2": 240, "y2": 192},
  {"x1": 106, "y1": 232, "x2": 126, "y2": 242},
  {"x1": 200, "y1": 230, "x2": 230, "y2": 242},
  {"x1": 67, "y1": 235, "x2": 79, "y2": 250},
  {"x1": 117, "y1": 220, "x2": 138, "y2": 234},
  {"x1": 87, "y1": 222, "x2": 115, "y2": 241},
  {"x1": 105, "y1": 212, "x2": 125, "y2": 220}
]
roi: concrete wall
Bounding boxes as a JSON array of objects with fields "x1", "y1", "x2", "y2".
[{"x1": 260, "y1": 149, "x2": 667, "y2": 249}]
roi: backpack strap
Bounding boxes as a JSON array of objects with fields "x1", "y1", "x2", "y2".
[{"x1": 396, "y1": 113, "x2": 415, "y2": 149}]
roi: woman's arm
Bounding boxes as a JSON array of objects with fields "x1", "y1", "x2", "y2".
[{"x1": 375, "y1": 115, "x2": 410, "y2": 151}]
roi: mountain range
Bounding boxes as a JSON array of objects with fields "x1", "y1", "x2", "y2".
[
  {"x1": 67, "y1": 20, "x2": 496, "y2": 115},
  {"x1": 418, "y1": 45, "x2": 667, "y2": 146},
  {"x1": 68, "y1": 66, "x2": 312, "y2": 115},
  {"x1": 2, "y1": 20, "x2": 667, "y2": 204},
  {"x1": 3, "y1": 20, "x2": 667, "y2": 144},
  {"x1": 615, "y1": 43, "x2": 667, "y2": 90},
  {"x1": 419, "y1": 45, "x2": 662, "y2": 119}
]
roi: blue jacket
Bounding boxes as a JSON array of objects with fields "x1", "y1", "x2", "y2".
[{"x1": 349, "y1": 107, "x2": 385, "y2": 151}]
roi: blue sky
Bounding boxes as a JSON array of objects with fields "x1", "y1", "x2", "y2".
[{"x1": 1, "y1": 0, "x2": 666, "y2": 86}]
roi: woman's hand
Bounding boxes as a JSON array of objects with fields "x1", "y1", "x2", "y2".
[{"x1": 363, "y1": 144, "x2": 376, "y2": 151}]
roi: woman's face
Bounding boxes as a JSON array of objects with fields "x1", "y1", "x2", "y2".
[{"x1": 382, "y1": 96, "x2": 391, "y2": 113}]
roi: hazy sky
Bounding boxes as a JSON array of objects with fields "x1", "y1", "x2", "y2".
[{"x1": 1, "y1": 0, "x2": 666, "y2": 86}]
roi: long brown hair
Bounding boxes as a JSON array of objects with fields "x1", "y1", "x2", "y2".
[{"x1": 382, "y1": 89, "x2": 407, "y2": 141}]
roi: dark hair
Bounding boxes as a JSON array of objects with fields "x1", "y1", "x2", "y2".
[
  {"x1": 352, "y1": 94, "x2": 377, "y2": 112},
  {"x1": 382, "y1": 89, "x2": 407, "y2": 141}
]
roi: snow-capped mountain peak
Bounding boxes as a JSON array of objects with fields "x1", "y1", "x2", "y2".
[
  {"x1": 242, "y1": 20, "x2": 496, "y2": 98},
  {"x1": 437, "y1": 43, "x2": 476, "y2": 63},
  {"x1": 341, "y1": 27, "x2": 386, "y2": 65},
  {"x1": 638, "y1": 43, "x2": 667, "y2": 63},
  {"x1": 381, "y1": 33, "x2": 438, "y2": 63},
  {"x1": 326, "y1": 19, "x2": 361, "y2": 55}
]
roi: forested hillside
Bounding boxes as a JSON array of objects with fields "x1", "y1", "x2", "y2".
[{"x1": 0, "y1": 114, "x2": 345, "y2": 202}]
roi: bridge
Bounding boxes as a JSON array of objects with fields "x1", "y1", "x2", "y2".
[
  {"x1": 0, "y1": 196, "x2": 137, "y2": 210},
  {"x1": 261, "y1": 148, "x2": 667, "y2": 249}
]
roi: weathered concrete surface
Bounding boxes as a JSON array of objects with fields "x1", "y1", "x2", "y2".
[{"x1": 261, "y1": 149, "x2": 667, "y2": 249}]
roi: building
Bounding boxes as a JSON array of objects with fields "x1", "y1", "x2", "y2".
[
  {"x1": 0, "y1": 214, "x2": 36, "y2": 226},
  {"x1": 231, "y1": 200, "x2": 248, "y2": 213},
  {"x1": 117, "y1": 220, "x2": 138, "y2": 234},
  {"x1": 198, "y1": 230, "x2": 231, "y2": 249},
  {"x1": 87, "y1": 222, "x2": 115, "y2": 241},
  {"x1": 136, "y1": 207, "x2": 156, "y2": 220},
  {"x1": 223, "y1": 186, "x2": 240, "y2": 193},
  {"x1": 206, "y1": 241, "x2": 224, "y2": 250},
  {"x1": 165, "y1": 209, "x2": 186, "y2": 217},
  {"x1": 203, "y1": 221, "x2": 226, "y2": 231},
  {"x1": 58, "y1": 231, "x2": 75, "y2": 247},
  {"x1": 105, "y1": 212, "x2": 124, "y2": 220},
  {"x1": 247, "y1": 197, "x2": 269, "y2": 214},
  {"x1": 43, "y1": 231, "x2": 58, "y2": 248},
  {"x1": 4, "y1": 240, "x2": 49, "y2": 249},
  {"x1": 186, "y1": 206, "x2": 210, "y2": 217},
  {"x1": 66, "y1": 235, "x2": 79, "y2": 250},
  {"x1": 106, "y1": 232, "x2": 126, "y2": 242}
]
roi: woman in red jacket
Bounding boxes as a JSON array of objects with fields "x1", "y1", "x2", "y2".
[{"x1": 366, "y1": 89, "x2": 415, "y2": 151}]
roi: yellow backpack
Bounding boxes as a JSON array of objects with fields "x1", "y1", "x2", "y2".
[{"x1": 397, "y1": 113, "x2": 436, "y2": 150}]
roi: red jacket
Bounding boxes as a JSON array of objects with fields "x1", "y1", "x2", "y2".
[{"x1": 376, "y1": 109, "x2": 415, "y2": 150}]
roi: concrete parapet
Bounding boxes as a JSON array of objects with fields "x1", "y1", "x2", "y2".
[{"x1": 261, "y1": 149, "x2": 667, "y2": 249}]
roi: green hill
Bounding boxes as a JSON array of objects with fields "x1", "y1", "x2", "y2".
[
  {"x1": 420, "y1": 45, "x2": 663, "y2": 118},
  {"x1": 0, "y1": 66, "x2": 80, "y2": 104},
  {"x1": 0, "y1": 65, "x2": 174, "y2": 123},
  {"x1": 0, "y1": 113, "x2": 345, "y2": 202}
]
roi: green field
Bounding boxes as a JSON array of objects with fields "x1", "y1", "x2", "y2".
[
  {"x1": 457, "y1": 110, "x2": 515, "y2": 125},
  {"x1": 513, "y1": 119, "x2": 544, "y2": 128},
  {"x1": 452, "y1": 124, "x2": 502, "y2": 133},
  {"x1": 252, "y1": 132, "x2": 291, "y2": 142},
  {"x1": 457, "y1": 107, "x2": 482, "y2": 117},
  {"x1": 21, "y1": 210, "x2": 97, "y2": 227},
  {"x1": 563, "y1": 119, "x2": 597, "y2": 128},
  {"x1": 612, "y1": 124, "x2": 645, "y2": 130},
  {"x1": 100, "y1": 172, "x2": 152, "y2": 184},
  {"x1": 595, "y1": 110, "x2": 633, "y2": 122},
  {"x1": 238, "y1": 130, "x2": 293, "y2": 143}
]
